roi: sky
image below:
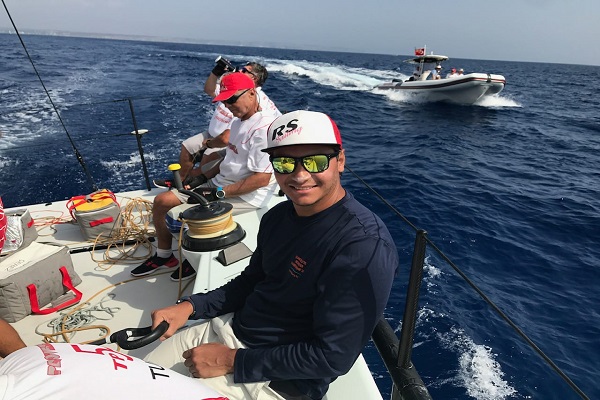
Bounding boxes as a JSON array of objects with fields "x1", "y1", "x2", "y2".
[{"x1": 1, "y1": 0, "x2": 599, "y2": 66}]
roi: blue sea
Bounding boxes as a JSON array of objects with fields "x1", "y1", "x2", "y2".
[{"x1": 1, "y1": 34, "x2": 598, "y2": 399}]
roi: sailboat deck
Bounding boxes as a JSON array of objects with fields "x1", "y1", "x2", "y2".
[{"x1": 4, "y1": 188, "x2": 382, "y2": 399}]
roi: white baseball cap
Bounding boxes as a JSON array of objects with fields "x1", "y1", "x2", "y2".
[{"x1": 263, "y1": 110, "x2": 343, "y2": 153}]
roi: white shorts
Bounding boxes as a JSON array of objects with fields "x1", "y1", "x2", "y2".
[
  {"x1": 144, "y1": 313, "x2": 285, "y2": 400},
  {"x1": 182, "y1": 131, "x2": 224, "y2": 158}
]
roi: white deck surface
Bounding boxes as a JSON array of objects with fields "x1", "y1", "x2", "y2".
[
  {"x1": 3, "y1": 188, "x2": 384, "y2": 399},
  {"x1": 5, "y1": 189, "x2": 193, "y2": 359}
]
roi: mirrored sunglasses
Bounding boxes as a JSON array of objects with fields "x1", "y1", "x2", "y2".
[{"x1": 270, "y1": 152, "x2": 340, "y2": 174}]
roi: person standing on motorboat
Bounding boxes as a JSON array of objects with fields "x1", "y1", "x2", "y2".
[
  {"x1": 144, "y1": 110, "x2": 399, "y2": 400},
  {"x1": 431, "y1": 64, "x2": 442, "y2": 80},
  {"x1": 457, "y1": 68, "x2": 465, "y2": 76},
  {"x1": 410, "y1": 64, "x2": 422, "y2": 80}
]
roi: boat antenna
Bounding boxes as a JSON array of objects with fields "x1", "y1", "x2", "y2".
[{"x1": 2, "y1": 0, "x2": 98, "y2": 191}]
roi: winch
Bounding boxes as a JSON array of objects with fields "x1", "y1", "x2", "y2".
[
  {"x1": 178, "y1": 192, "x2": 246, "y2": 252},
  {"x1": 165, "y1": 165, "x2": 253, "y2": 292}
]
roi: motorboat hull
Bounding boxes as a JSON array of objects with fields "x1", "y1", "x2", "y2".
[{"x1": 377, "y1": 73, "x2": 506, "y2": 104}]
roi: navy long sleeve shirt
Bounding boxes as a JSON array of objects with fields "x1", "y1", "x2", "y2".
[{"x1": 188, "y1": 192, "x2": 398, "y2": 399}]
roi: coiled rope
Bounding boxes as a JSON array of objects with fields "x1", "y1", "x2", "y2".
[
  {"x1": 90, "y1": 197, "x2": 155, "y2": 266},
  {"x1": 183, "y1": 213, "x2": 236, "y2": 238},
  {"x1": 36, "y1": 272, "x2": 172, "y2": 345},
  {"x1": 37, "y1": 294, "x2": 120, "y2": 344},
  {"x1": 35, "y1": 197, "x2": 194, "y2": 344}
]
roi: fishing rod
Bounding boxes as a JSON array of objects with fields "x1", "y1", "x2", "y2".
[{"x1": 2, "y1": 0, "x2": 98, "y2": 192}]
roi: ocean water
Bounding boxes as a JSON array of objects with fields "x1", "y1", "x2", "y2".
[{"x1": 1, "y1": 34, "x2": 599, "y2": 399}]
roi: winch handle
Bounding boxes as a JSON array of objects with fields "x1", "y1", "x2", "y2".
[
  {"x1": 168, "y1": 163, "x2": 184, "y2": 190},
  {"x1": 110, "y1": 320, "x2": 169, "y2": 350},
  {"x1": 179, "y1": 189, "x2": 210, "y2": 207}
]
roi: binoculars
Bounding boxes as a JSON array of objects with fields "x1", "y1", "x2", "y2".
[{"x1": 214, "y1": 56, "x2": 235, "y2": 74}]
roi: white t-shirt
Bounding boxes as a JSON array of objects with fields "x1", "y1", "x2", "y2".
[
  {"x1": 208, "y1": 86, "x2": 280, "y2": 138},
  {"x1": 256, "y1": 88, "x2": 281, "y2": 119},
  {"x1": 0, "y1": 343, "x2": 228, "y2": 399},
  {"x1": 212, "y1": 112, "x2": 277, "y2": 208},
  {"x1": 182, "y1": 87, "x2": 280, "y2": 156},
  {"x1": 208, "y1": 103, "x2": 234, "y2": 138}
]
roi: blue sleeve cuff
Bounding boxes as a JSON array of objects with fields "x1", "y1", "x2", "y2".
[
  {"x1": 233, "y1": 348, "x2": 248, "y2": 383},
  {"x1": 176, "y1": 296, "x2": 197, "y2": 319}
]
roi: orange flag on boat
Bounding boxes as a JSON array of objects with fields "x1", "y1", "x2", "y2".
[{"x1": 415, "y1": 47, "x2": 425, "y2": 56}]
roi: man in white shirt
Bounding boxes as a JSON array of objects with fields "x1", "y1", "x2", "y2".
[
  {"x1": 0, "y1": 343, "x2": 227, "y2": 399},
  {"x1": 446, "y1": 68, "x2": 458, "y2": 78},
  {"x1": 154, "y1": 60, "x2": 280, "y2": 189},
  {"x1": 132, "y1": 73, "x2": 278, "y2": 281},
  {"x1": 431, "y1": 65, "x2": 442, "y2": 80}
]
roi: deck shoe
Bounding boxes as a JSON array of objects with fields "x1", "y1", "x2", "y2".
[
  {"x1": 170, "y1": 259, "x2": 197, "y2": 282},
  {"x1": 131, "y1": 254, "x2": 178, "y2": 277},
  {"x1": 153, "y1": 178, "x2": 174, "y2": 189}
]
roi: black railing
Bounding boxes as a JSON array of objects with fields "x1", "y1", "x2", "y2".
[
  {"x1": 127, "y1": 98, "x2": 152, "y2": 191},
  {"x1": 372, "y1": 230, "x2": 432, "y2": 400},
  {"x1": 346, "y1": 166, "x2": 591, "y2": 400}
]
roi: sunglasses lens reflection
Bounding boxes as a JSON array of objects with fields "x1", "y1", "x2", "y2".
[{"x1": 271, "y1": 154, "x2": 338, "y2": 174}]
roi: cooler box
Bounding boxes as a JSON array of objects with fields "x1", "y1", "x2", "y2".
[
  {"x1": 67, "y1": 189, "x2": 121, "y2": 241},
  {"x1": 0, "y1": 242, "x2": 82, "y2": 322},
  {"x1": 0, "y1": 208, "x2": 38, "y2": 256}
]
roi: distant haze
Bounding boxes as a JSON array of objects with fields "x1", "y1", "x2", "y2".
[{"x1": 1, "y1": 0, "x2": 599, "y2": 66}]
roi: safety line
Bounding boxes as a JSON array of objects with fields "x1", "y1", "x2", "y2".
[
  {"x1": 346, "y1": 165, "x2": 590, "y2": 400},
  {"x1": 2, "y1": 0, "x2": 98, "y2": 192}
]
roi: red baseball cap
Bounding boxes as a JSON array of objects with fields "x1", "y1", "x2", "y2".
[{"x1": 212, "y1": 72, "x2": 255, "y2": 103}]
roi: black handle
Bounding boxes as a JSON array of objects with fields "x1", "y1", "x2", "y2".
[
  {"x1": 108, "y1": 320, "x2": 169, "y2": 350},
  {"x1": 179, "y1": 189, "x2": 210, "y2": 206}
]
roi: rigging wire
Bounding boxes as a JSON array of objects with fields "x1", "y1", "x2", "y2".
[
  {"x1": 2, "y1": 0, "x2": 98, "y2": 191},
  {"x1": 346, "y1": 165, "x2": 590, "y2": 400}
]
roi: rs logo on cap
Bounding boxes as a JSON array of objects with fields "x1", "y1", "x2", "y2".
[{"x1": 271, "y1": 119, "x2": 299, "y2": 140}]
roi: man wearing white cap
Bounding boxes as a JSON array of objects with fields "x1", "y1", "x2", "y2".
[
  {"x1": 431, "y1": 64, "x2": 442, "y2": 80},
  {"x1": 145, "y1": 110, "x2": 398, "y2": 400}
]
